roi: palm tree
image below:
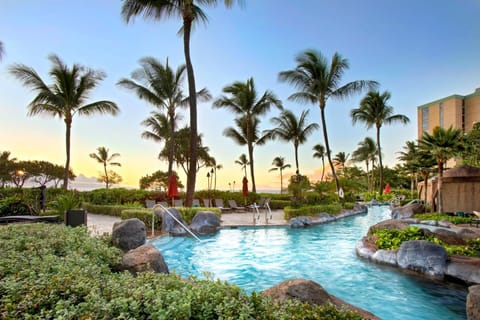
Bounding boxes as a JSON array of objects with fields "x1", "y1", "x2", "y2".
[
  {"x1": 312, "y1": 144, "x2": 326, "y2": 182},
  {"x1": 235, "y1": 154, "x2": 250, "y2": 178},
  {"x1": 121, "y1": 0, "x2": 241, "y2": 207},
  {"x1": 351, "y1": 90, "x2": 409, "y2": 195},
  {"x1": 214, "y1": 77, "x2": 282, "y2": 192},
  {"x1": 89, "y1": 147, "x2": 122, "y2": 189},
  {"x1": 265, "y1": 109, "x2": 319, "y2": 173},
  {"x1": 212, "y1": 162, "x2": 222, "y2": 191},
  {"x1": 352, "y1": 137, "x2": 377, "y2": 191},
  {"x1": 279, "y1": 49, "x2": 378, "y2": 193},
  {"x1": 397, "y1": 140, "x2": 419, "y2": 198},
  {"x1": 118, "y1": 57, "x2": 210, "y2": 178},
  {"x1": 419, "y1": 126, "x2": 464, "y2": 213},
  {"x1": 9, "y1": 54, "x2": 119, "y2": 189},
  {"x1": 268, "y1": 156, "x2": 291, "y2": 194},
  {"x1": 416, "y1": 148, "x2": 437, "y2": 211},
  {"x1": 333, "y1": 151, "x2": 349, "y2": 174}
]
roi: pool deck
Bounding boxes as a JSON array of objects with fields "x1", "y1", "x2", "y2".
[{"x1": 87, "y1": 209, "x2": 287, "y2": 236}]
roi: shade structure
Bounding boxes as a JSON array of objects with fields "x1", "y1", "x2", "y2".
[
  {"x1": 167, "y1": 175, "x2": 179, "y2": 206},
  {"x1": 384, "y1": 183, "x2": 391, "y2": 194},
  {"x1": 242, "y1": 176, "x2": 248, "y2": 203}
]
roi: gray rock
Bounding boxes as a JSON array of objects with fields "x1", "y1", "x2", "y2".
[
  {"x1": 355, "y1": 238, "x2": 376, "y2": 260},
  {"x1": 160, "y1": 208, "x2": 188, "y2": 236},
  {"x1": 419, "y1": 220, "x2": 438, "y2": 226},
  {"x1": 438, "y1": 220, "x2": 454, "y2": 228},
  {"x1": 467, "y1": 285, "x2": 480, "y2": 320},
  {"x1": 397, "y1": 240, "x2": 447, "y2": 278},
  {"x1": 431, "y1": 229, "x2": 465, "y2": 245},
  {"x1": 190, "y1": 211, "x2": 221, "y2": 235},
  {"x1": 120, "y1": 244, "x2": 169, "y2": 275},
  {"x1": 112, "y1": 218, "x2": 146, "y2": 252},
  {"x1": 391, "y1": 202, "x2": 424, "y2": 219},
  {"x1": 372, "y1": 249, "x2": 398, "y2": 266},
  {"x1": 290, "y1": 216, "x2": 313, "y2": 228},
  {"x1": 457, "y1": 228, "x2": 480, "y2": 241},
  {"x1": 368, "y1": 219, "x2": 409, "y2": 235},
  {"x1": 445, "y1": 256, "x2": 480, "y2": 285}
]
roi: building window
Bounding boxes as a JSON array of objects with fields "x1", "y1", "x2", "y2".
[
  {"x1": 422, "y1": 107, "x2": 429, "y2": 132},
  {"x1": 439, "y1": 102, "x2": 444, "y2": 128}
]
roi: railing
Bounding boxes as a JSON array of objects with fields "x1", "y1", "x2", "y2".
[
  {"x1": 152, "y1": 203, "x2": 203, "y2": 242},
  {"x1": 251, "y1": 201, "x2": 272, "y2": 225}
]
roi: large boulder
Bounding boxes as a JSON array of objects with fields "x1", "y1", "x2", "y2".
[
  {"x1": 190, "y1": 211, "x2": 221, "y2": 235},
  {"x1": 160, "y1": 208, "x2": 188, "y2": 236},
  {"x1": 467, "y1": 285, "x2": 480, "y2": 320},
  {"x1": 262, "y1": 279, "x2": 379, "y2": 320},
  {"x1": 431, "y1": 228, "x2": 466, "y2": 245},
  {"x1": 397, "y1": 240, "x2": 447, "y2": 278},
  {"x1": 368, "y1": 219, "x2": 409, "y2": 235},
  {"x1": 457, "y1": 228, "x2": 480, "y2": 241},
  {"x1": 445, "y1": 256, "x2": 480, "y2": 285},
  {"x1": 120, "y1": 244, "x2": 169, "y2": 275},
  {"x1": 290, "y1": 216, "x2": 313, "y2": 228},
  {"x1": 112, "y1": 218, "x2": 146, "y2": 252},
  {"x1": 391, "y1": 202, "x2": 424, "y2": 219}
]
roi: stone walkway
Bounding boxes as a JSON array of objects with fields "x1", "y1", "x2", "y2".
[{"x1": 87, "y1": 208, "x2": 287, "y2": 236}]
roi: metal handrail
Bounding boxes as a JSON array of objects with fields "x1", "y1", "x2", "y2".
[{"x1": 152, "y1": 203, "x2": 202, "y2": 242}]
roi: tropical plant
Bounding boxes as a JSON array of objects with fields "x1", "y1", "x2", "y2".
[
  {"x1": 117, "y1": 57, "x2": 211, "y2": 177},
  {"x1": 52, "y1": 191, "x2": 82, "y2": 215},
  {"x1": 268, "y1": 156, "x2": 291, "y2": 194},
  {"x1": 463, "y1": 122, "x2": 480, "y2": 167},
  {"x1": 235, "y1": 154, "x2": 249, "y2": 178},
  {"x1": 213, "y1": 77, "x2": 282, "y2": 192},
  {"x1": 312, "y1": 144, "x2": 326, "y2": 182},
  {"x1": 265, "y1": 109, "x2": 319, "y2": 173},
  {"x1": 0, "y1": 151, "x2": 17, "y2": 187},
  {"x1": 397, "y1": 140, "x2": 419, "y2": 198},
  {"x1": 351, "y1": 90, "x2": 409, "y2": 195},
  {"x1": 9, "y1": 54, "x2": 119, "y2": 189},
  {"x1": 419, "y1": 126, "x2": 464, "y2": 213},
  {"x1": 209, "y1": 159, "x2": 223, "y2": 191},
  {"x1": 333, "y1": 151, "x2": 350, "y2": 174},
  {"x1": 139, "y1": 170, "x2": 183, "y2": 191},
  {"x1": 89, "y1": 147, "x2": 121, "y2": 189},
  {"x1": 121, "y1": 0, "x2": 242, "y2": 207},
  {"x1": 279, "y1": 49, "x2": 378, "y2": 194},
  {"x1": 351, "y1": 137, "x2": 377, "y2": 192}
]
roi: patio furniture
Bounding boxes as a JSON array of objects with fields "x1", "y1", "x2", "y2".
[
  {"x1": 214, "y1": 199, "x2": 231, "y2": 213},
  {"x1": 173, "y1": 199, "x2": 183, "y2": 207},
  {"x1": 202, "y1": 199, "x2": 212, "y2": 207},
  {"x1": 228, "y1": 199, "x2": 247, "y2": 212},
  {"x1": 192, "y1": 199, "x2": 200, "y2": 207},
  {"x1": 471, "y1": 211, "x2": 480, "y2": 227}
]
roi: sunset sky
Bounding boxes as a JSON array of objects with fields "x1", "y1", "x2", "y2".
[{"x1": 1, "y1": 0, "x2": 480, "y2": 191}]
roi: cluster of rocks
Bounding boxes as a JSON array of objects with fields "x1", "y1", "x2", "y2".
[{"x1": 289, "y1": 204, "x2": 368, "y2": 228}]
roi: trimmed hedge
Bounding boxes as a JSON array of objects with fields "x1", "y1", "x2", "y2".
[
  {"x1": 82, "y1": 203, "x2": 141, "y2": 217},
  {"x1": 284, "y1": 204, "x2": 343, "y2": 220},
  {"x1": 412, "y1": 212, "x2": 474, "y2": 225},
  {"x1": 0, "y1": 224, "x2": 363, "y2": 319},
  {"x1": 120, "y1": 207, "x2": 221, "y2": 228}
]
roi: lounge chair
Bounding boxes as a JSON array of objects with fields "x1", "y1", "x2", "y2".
[
  {"x1": 228, "y1": 199, "x2": 247, "y2": 212},
  {"x1": 192, "y1": 199, "x2": 200, "y2": 207},
  {"x1": 202, "y1": 199, "x2": 212, "y2": 207},
  {"x1": 471, "y1": 211, "x2": 480, "y2": 227},
  {"x1": 214, "y1": 199, "x2": 231, "y2": 213},
  {"x1": 173, "y1": 199, "x2": 183, "y2": 207}
]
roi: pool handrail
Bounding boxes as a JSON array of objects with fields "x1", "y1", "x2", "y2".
[{"x1": 152, "y1": 203, "x2": 203, "y2": 242}]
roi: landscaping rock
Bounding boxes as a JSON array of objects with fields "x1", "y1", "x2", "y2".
[
  {"x1": 467, "y1": 285, "x2": 480, "y2": 320},
  {"x1": 120, "y1": 244, "x2": 169, "y2": 275},
  {"x1": 160, "y1": 208, "x2": 188, "y2": 236},
  {"x1": 262, "y1": 278, "x2": 380, "y2": 320},
  {"x1": 457, "y1": 228, "x2": 480, "y2": 241},
  {"x1": 431, "y1": 228, "x2": 465, "y2": 245},
  {"x1": 397, "y1": 240, "x2": 447, "y2": 278},
  {"x1": 372, "y1": 249, "x2": 398, "y2": 266},
  {"x1": 112, "y1": 218, "x2": 146, "y2": 252},
  {"x1": 391, "y1": 202, "x2": 424, "y2": 219},
  {"x1": 355, "y1": 236, "x2": 377, "y2": 260},
  {"x1": 190, "y1": 211, "x2": 221, "y2": 235},
  {"x1": 290, "y1": 216, "x2": 312, "y2": 228},
  {"x1": 445, "y1": 256, "x2": 480, "y2": 285},
  {"x1": 368, "y1": 219, "x2": 409, "y2": 235}
]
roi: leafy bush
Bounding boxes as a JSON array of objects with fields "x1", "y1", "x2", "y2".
[
  {"x1": 284, "y1": 203, "x2": 342, "y2": 220},
  {"x1": 412, "y1": 212, "x2": 473, "y2": 225},
  {"x1": 269, "y1": 199, "x2": 291, "y2": 210},
  {"x1": 0, "y1": 223, "x2": 363, "y2": 319},
  {"x1": 51, "y1": 191, "x2": 82, "y2": 215},
  {"x1": 374, "y1": 226, "x2": 428, "y2": 250},
  {"x1": 0, "y1": 196, "x2": 36, "y2": 216},
  {"x1": 121, "y1": 208, "x2": 161, "y2": 229},
  {"x1": 83, "y1": 203, "x2": 140, "y2": 217}
]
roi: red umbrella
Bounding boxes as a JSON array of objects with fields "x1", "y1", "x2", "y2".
[
  {"x1": 242, "y1": 176, "x2": 248, "y2": 204},
  {"x1": 384, "y1": 183, "x2": 391, "y2": 194},
  {"x1": 167, "y1": 175, "x2": 179, "y2": 206}
]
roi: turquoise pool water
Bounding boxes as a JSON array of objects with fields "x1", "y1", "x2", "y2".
[{"x1": 151, "y1": 206, "x2": 467, "y2": 319}]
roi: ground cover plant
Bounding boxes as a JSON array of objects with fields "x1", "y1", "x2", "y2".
[
  {"x1": 412, "y1": 212, "x2": 473, "y2": 225},
  {"x1": 0, "y1": 223, "x2": 364, "y2": 319}
]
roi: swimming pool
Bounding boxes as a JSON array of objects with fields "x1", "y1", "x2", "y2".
[{"x1": 151, "y1": 206, "x2": 467, "y2": 320}]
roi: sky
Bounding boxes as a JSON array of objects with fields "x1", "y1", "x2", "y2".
[{"x1": 1, "y1": 0, "x2": 480, "y2": 191}]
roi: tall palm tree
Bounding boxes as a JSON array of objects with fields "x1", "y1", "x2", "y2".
[
  {"x1": 89, "y1": 147, "x2": 121, "y2": 189},
  {"x1": 9, "y1": 54, "x2": 119, "y2": 189},
  {"x1": 312, "y1": 144, "x2": 326, "y2": 182},
  {"x1": 279, "y1": 49, "x2": 378, "y2": 194},
  {"x1": 235, "y1": 154, "x2": 249, "y2": 178},
  {"x1": 265, "y1": 109, "x2": 319, "y2": 173},
  {"x1": 419, "y1": 126, "x2": 464, "y2": 213},
  {"x1": 352, "y1": 137, "x2": 377, "y2": 192},
  {"x1": 351, "y1": 90, "x2": 409, "y2": 195},
  {"x1": 397, "y1": 140, "x2": 419, "y2": 198},
  {"x1": 268, "y1": 156, "x2": 291, "y2": 194},
  {"x1": 117, "y1": 57, "x2": 211, "y2": 177},
  {"x1": 212, "y1": 162, "x2": 222, "y2": 191},
  {"x1": 214, "y1": 77, "x2": 282, "y2": 192},
  {"x1": 141, "y1": 111, "x2": 174, "y2": 149},
  {"x1": 416, "y1": 148, "x2": 437, "y2": 211},
  {"x1": 121, "y1": 0, "x2": 242, "y2": 207},
  {"x1": 333, "y1": 151, "x2": 349, "y2": 174}
]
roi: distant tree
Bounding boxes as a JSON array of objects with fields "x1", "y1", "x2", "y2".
[
  {"x1": 235, "y1": 154, "x2": 250, "y2": 178},
  {"x1": 268, "y1": 156, "x2": 291, "y2": 194},
  {"x1": 10, "y1": 160, "x2": 32, "y2": 188},
  {"x1": 0, "y1": 151, "x2": 17, "y2": 187},
  {"x1": 139, "y1": 170, "x2": 183, "y2": 191},
  {"x1": 463, "y1": 122, "x2": 480, "y2": 167},
  {"x1": 265, "y1": 109, "x2": 319, "y2": 173},
  {"x1": 29, "y1": 160, "x2": 75, "y2": 187},
  {"x1": 333, "y1": 151, "x2": 350, "y2": 174},
  {"x1": 397, "y1": 140, "x2": 419, "y2": 198},
  {"x1": 89, "y1": 147, "x2": 121, "y2": 189},
  {"x1": 10, "y1": 54, "x2": 119, "y2": 189},
  {"x1": 209, "y1": 159, "x2": 223, "y2": 191},
  {"x1": 351, "y1": 90, "x2": 409, "y2": 195},
  {"x1": 352, "y1": 137, "x2": 377, "y2": 192},
  {"x1": 312, "y1": 144, "x2": 326, "y2": 182},
  {"x1": 416, "y1": 149, "x2": 437, "y2": 210},
  {"x1": 279, "y1": 49, "x2": 378, "y2": 194}
]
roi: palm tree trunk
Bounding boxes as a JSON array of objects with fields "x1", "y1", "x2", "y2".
[
  {"x1": 376, "y1": 125, "x2": 384, "y2": 195},
  {"x1": 183, "y1": 14, "x2": 197, "y2": 207},
  {"x1": 437, "y1": 162, "x2": 444, "y2": 213},
  {"x1": 280, "y1": 168, "x2": 283, "y2": 194},
  {"x1": 248, "y1": 142, "x2": 256, "y2": 193},
  {"x1": 321, "y1": 157, "x2": 325, "y2": 182},
  {"x1": 214, "y1": 167, "x2": 217, "y2": 191},
  {"x1": 104, "y1": 162, "x2": 109, "y2": 189},
  {"x1": 294, "y1": 143, "x2": 299, "y2": 173},
  {"x1": 168, "y1": 108, "x2": 175, "y2": 178},
  {"x1": 365, "y1": 160, "x2": 370, "y2": 191},
  {"x1": 423, "y1": 172, "x2": 429, "y2": 212},
  {"x1": 410, "y1": 171, "x2": 414, "y2": 199},
  {"x1": 63, "y1": 118, "x2": 72, "y2": 189},
  {"x1": 319, "y1": 102, "x2": 339, "y2": 192}
]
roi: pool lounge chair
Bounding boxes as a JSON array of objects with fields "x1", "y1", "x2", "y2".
[
  {"x1": 202, "y1": 199, "x2": 212, "y2": 207},
  {"x1": 228, "y1": 199, "x2": 247, "y2": 212},
  {"x1": 214, "y1": 199, "x2": 231, "y2": 213},
  {"x1": 471, "y1": 211, "x2": 480, "y2": 227},
  {"x1": 192, "y1": 199, "x2": 200, "y2": 207},
  {"x1": 173, "y1": 199, "x2": 183, "y2": 207}
]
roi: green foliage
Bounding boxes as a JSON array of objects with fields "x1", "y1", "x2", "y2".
[
  {"x1": 83, "y1": 203, "x2": 141, "y2": 217},
  {"x1": 284, "y1": 203, "x2": 342, "y2": 220},
  {"x1": 0, "y1": 223, "x2": 361, "y2": 319},
  {"x1": 121, "y1": 208, "x2": 161, "y2": 229},
  {"x1": 0, "y1": 196, "x2": 36, "y2": 216},
  {"x1": 444, "y1": 239, "x2": 480, "y2": 257},
  {"x1": 51, "y1": 191, "x2": 82, "y2": 215},
  {"x1": 178, "y1": 207, "x2": 221, "y2": 224},
  {"x1": 81, "y1": 188, "x2": 152, "y2": 205},
  {"x1": 374, "y1": 226, "x2": 428, "y2": 250},
  {"x1": 412, "y1": 212, "x2": 473, "y2": 225},
  {"x1": 269, "y1": 200, "x2": 291, "y2": 210},
  {"x1": 287, "y1": 174, "x2": 311, "y2": 200}
]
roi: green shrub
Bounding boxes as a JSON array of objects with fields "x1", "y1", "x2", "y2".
[
  {"x1": 51, "y1": 191, "x2": 82, "y2": 215},
  {"x1": 121, "y1": 208, "x2": 161, "y2": 229},
  {"x1": 284, "y1": 203, "x2": 342, "y2": 220},
  {"x1": 177, "y1": 207, "x2": 221, "y2": 224},
  {"x1": 0, "y1": 223, "x2": 362, "y2": 319},
  {"x1": 412, "y1": 212, "x2": 472, "y2": 225},
  {"x1": 82, "y1": 203, "x2": 140, "y2": 217},
  {"x1": 269, "y1": 199, "x2": 290, "y2": 210},
  {"x1": 374, "y1": 226, "x2": 428, "y2": 250},
  {"x1": 0, "y1": 196, "x2": 37, "y2": 216}
]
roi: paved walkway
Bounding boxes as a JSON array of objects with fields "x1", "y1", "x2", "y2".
[{"x1": 87, "y1": 208, "x2": 287, "y2": 236}]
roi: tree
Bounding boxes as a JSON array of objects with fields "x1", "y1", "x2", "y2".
[
  {"x1": 416, "y1": 148, "x2": 437, "y2": 210},
  {"x1": 118, "y1": 57, "x2": 210, "y2": 177},
  {"x1": 0, "y1": 151, "x2": 17, "y2": 187},
  {"x1": 9, "y1": 54, "x2": 119, "y2": 189},
  {"x1": 268, "y1": 156, "x2": 291, "y2": 194},
  {"x1": 352, "y1": 137, "x2": 377, "y2": 192},
  {"x1": 351, "y1": 90, "x2": 409, "y2": 195},
  {"x1": 312, "y1": 144, "x2": 326, "y2": 182},
  {"x1": 139, "y1": 170, "x2": 183, "y2": 190},
  {"x1": 29, "y1": 160, "x2": 75, "y2": 187},
  {"x1": 209, "y1": 159, "x2": 223, "y2": 191},
  {"x1": 397, "y1": 140, "x2": 419, "y2": 198},
  {"x1": 213, "y1": 77, "x2": 282, "y2": 192},
  {"x1": 121, "y1": 0, "x2": 242, "y2": 207},
  {"x1": 235, "y1": 154, "x2": 249, "y2": 178},
  {"x1": 333, "y1": 151, "x2": 349, "y2": 174},
  {"x1": 89, "y1": 147, "x2": 122, "y2": 189},
  {"x1": 463, "y1": 122, "x2": 480, "y2": 167},
  {"x1": 265, "y1": 109, "x2": 318, "y2": 173},
  {"x1": 419, "y1": 126, "x2": 464, "y2": 213},
  {"x1": 279, "y1": 49, "x2": 378, "y2": 194}
]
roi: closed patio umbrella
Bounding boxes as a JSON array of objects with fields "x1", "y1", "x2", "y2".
[
  {"x1": 167, "y1": 175, "x2": 179, "y2": 206},
  {"x1": 384, "y1": 183, "x2": 391, "y2": 194}
]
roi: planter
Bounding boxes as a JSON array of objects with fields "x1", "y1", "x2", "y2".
[{"x1": 65, "y1": 209, "x2": 87, "y2": 227}]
